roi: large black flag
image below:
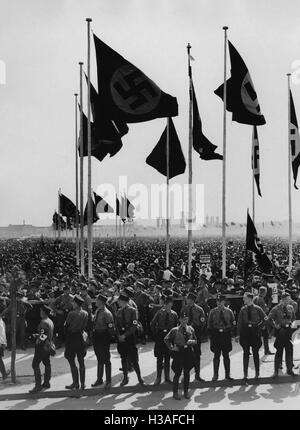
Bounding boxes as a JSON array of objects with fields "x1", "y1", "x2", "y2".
[
  {"x1": 80, "y1": 111, "x2": 123, "y2": 162},
  {"x1": 246, "y1": 211, "x2": 272, "y2": 273},
  {"x1": 93, "y1": 191, "x2": 114, "y2": 213},
  {"x1": 289, "y1": 90, "x2": 300, "y2": 189},
  {"x1": 83, "y1": 196, "x2": 99, "y2": 226},
  {"x1": 93, "y1": 34, "x2": 178, "y2": 123},
  {"x1": 215, "y1": 41, "x2": 266, "y2": 126},
  {"x1": 192, "y1": 83, "x2": 223, "y2": 160},
  {"x1": 252, "y1": 126, "x2": 262, "y2": 196},
  {"x1": 146, "y1": 118, "x2": 186, "y2": 178},
  {"x1": 59, "y1": 194, "x2": 78, "y2": 218}
]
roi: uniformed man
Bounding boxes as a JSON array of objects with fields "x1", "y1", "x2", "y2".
[
  {"x1": 53, "y1": 285, "x2": 73, "y2": 348},
  {"x1": 29, "y1": 305, "x2": 54, "y2": 393},
  {"x1": 91, "y1": 293, "x2": 115, "y2": 390},
  {"x1": 64, "y1": 295, "x2": 88, "y2": 390},
  {"x1": 164, "y1": 312, "x2": 197, "y2": 400},
  {"x1": 236, "y1": 292, "x2": 267, "y2": 382},
  {"x1": 267, "y1": 291, "x2": 297, "y2": 378},
  {"x1": 150, "y1": 295, "x2": 178, "y2": 385},
  {"x1": 80, "y1": 284, "x2": 93, "y2": 345},
  {"x1": 253, "y1": 286, "x2": 274, "y2": 355},
  {"x1": 134, "y1": 281, "x2": 154, "y2": 344},
  {"x1": 181, "y1": 292, "x2": 206, "y2": 382},
  {"x1": 115, "y1": 293, "x2": 144, "y2": 387},
  {"x1": 207, "y1": 294, "x2": 235, "y2": 381}
]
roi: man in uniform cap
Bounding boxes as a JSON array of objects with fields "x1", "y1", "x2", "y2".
[
  {"x1": 253, "y1": 286, "x2": 274, "y2": 355},
  {"x1": 91, "y1": 293, "x2": 115, "y2": 390},
  {"x1": 52, "y1": 285, "x2": 73, "y2": 348},
  {"x1": 29, "y1": 305, "x2": 54, "y2": 393},
  {"x1": 134, "y1": 281, "x2": 154, "y2": 344},
  {"x1": 180, "y1": 292, "x2": 206, "y2": 382},
  {"x1": 64, "y1": 295, "x2": 88, "y2": 390},
  {"x1": 164, "y1": 312, "x2": 197, "y2": 400},
  {"x1": 236, "y1": 292, "x2": 267, "y2": 382},
  {"x1": 267, "y1": 291, "x2": 297, "y2": 378},
  {"x1": 115, "y1": 293, "x2": 144, "y2": 387},
  {"x1": 207, "y1": 294, "x2": 235, "y2": 381},
  {"x1": 150, "y1": 295, "x2": 178, "y2": 385}
]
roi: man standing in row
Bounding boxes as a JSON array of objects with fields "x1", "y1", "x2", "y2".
[
  {"x1": 91, "y1": 293, "x2": 115, "y2": 390},
  {"x1": 268, "y1": 291, "x2": 297, "y2": 378},
  {"x1": 150, "y1": 295, "x2": 178, "y2": 385},
  {"x1": 207, "y1": 294, "x2": 235, "y2": 381},
  {"x1": 64, "y1": 295, "x2": 88, "y2": 390},
  {"x1": 181, "y1": 292, "x2": 206, "y2": 382},
  {"x1": 253, "y1": 286, "x2": 274, "y2": 355},
  {"x1": 116, "y1": 293, "x2": 144, "y2": 387},
  {"x1": 236, "y1": 292, "x2": 267, "y2": 382}
]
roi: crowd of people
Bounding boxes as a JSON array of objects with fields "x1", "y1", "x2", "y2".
[{"x1": 0, "y1": 236, "x2": 300, "y2": 399}]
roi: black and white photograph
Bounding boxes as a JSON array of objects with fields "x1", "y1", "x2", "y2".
[{"x1": 0, "y1": 0, "x2": 300, "y2": 415}]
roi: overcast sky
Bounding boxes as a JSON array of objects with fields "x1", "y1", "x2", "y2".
[{"x1": 0, "y1": 0, "x2": 300, "y2": 226}]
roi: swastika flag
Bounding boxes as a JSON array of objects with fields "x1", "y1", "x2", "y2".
[
  {"x1": 59, "y1": 194, "x2": 78, "y2": 218},
  {"x1": 83, "y1": 195, "x2": 99, "y2": 226},
  {"x1": 93, "y1": 34, "x2": 178, "y2": 123},
  {"x1": 93, "y1": 191, "x2": 114, "y2": 213},
  {"x1": 214, "y1": 41, "x2": 266, "y2": 126},
  {"x1": 192, "y1": 82, "x2": 223, "y2": 160},
  {"x1": 252, "y1": 126, "x2": 262, "y2": 196},
  {"x1": 246, "y1": 211, "x2": 272, "y2": 273},
  {"x1": 289, "y1": 90, "x2": 300, "y2": 189},
  {"x1": 146, "y1": 118, "x2": 186, "y2": 179}
]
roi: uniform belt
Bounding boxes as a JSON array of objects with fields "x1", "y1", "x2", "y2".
[{"x1": 281, "y1": 324, "x2": 291, "y2": 328}]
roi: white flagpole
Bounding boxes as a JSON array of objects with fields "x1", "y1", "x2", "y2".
[
  {"x1": 287, "y1": 73, "x2": 293, "y2": 274},
  {"x1": 222, "y1": 26, "x2": 228, "y2": 279},
  {"x1": 74, "y1": 93, "x2": 80, "y2": 266},
  {"x1": 187, "y1": 43, "x2": 193, "y2": 277},
  {"x1": 79, "y1": 61, "x2": 85, "y2": 276},
  {"x1": 86, "y1": 18, "x2": 93, "y2": 279},
  {"x1": 58, "y1": 188, "x2": 61, "y2": 240},
  {"x1": 166, "y1": 118, "x2": 170, "y2": 267}
]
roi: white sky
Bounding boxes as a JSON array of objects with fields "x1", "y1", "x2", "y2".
[{"x1": 0, "y1": 0, "x2": 300, "y2": 226}]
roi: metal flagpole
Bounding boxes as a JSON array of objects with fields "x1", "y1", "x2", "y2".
[
  {"x1": 86, "y1": 18, "x2": 93, "y2": 279},
  {"x1": 58, "y1": 188, "x2": 61, "y2": 240},
  {"x1": 79, "y1": 61, "x2": 85, "y2": 275},
  {"x1": 187, "y1": 43, "x2": 193, "y2": 277},
  {"x1": 166, "y1": 118, "x2": 170, "y2": 267},
  {"x1": 74, "y1": 93, "x2": 80, "y2": 266},
  {"x1": 287, "y1": 73, "x2": 293, "y2": 274},
  {"x1": 115, "y1": 195, "x2": 118, "y2": 246},
  {"x1": 222, "y1": 26, "x2": 228, "y2": 279},
  {"x1": 252, "y1": 128, "x2": 255, "y2": 225}
]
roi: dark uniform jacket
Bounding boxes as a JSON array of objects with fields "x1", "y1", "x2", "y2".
[
  {"x1": 115, "y1": 305, "x2": 138, "y2": 339},
  {"x1": 180, "y1": 303, "x2": 206, "y2": 330}
]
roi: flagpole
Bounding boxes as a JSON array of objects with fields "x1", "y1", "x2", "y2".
[
  {"x1": 74, "y1": 93, "x2": 80, "y2": 267},
  {"x1": 187, "y1": 43, "x2": 193, "y2": 277},
  {"x1": 86, "y1": 18, "x2": 93, "y2": 279},
  {"x1": 115, "y1": 195, "x2": 118, "y2": 246},
  {"x1": 58, "y1": 188, "x2": 61, "y2": 240},
  {"x1": 222, "y1": 26, "x2": 228, "y2": 279},
  {"x1": 79, "y1": 61, "x2": 85, "y2": 276},
  {"x1": 166, "y1": 118, "x2": 170, "y2": 267},
  {"x1": 287, "y1": 72, "x2": 293, "y2": 274},
  {"x1": 252, "y1": 165, "x2": 255, "y2": 225}
]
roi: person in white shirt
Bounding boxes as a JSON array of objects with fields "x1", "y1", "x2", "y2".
[
  {"x1": 0, "y1": 305, "x2": 9, "y2": 379},
  {"x1": 162, "y1": 267, "x2": 175, "y2": 282}
]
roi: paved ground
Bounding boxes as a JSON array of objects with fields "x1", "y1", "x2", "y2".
[{"x1": 1, "y1": 339, "x2": 300, "y2": 410}]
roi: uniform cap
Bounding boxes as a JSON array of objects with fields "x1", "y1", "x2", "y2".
[
  {"x1": 73, "y1": 295, "x2": 84, "y2": 306},
  {"x1": 97, "y1": 293, "x2": 108, "y2": 303},
  {"x1": 216, "y1": 293, "x2": 226, "y2": 302},
  {"x1": 118, "y1": 293, "x2": 129, "y2": 302},
  {"x1": 41, "y1": 305, "x2": 52, "y2": 316},
  {"x1": 187, "y1": 292, "x2": 196, "y2": 301}
]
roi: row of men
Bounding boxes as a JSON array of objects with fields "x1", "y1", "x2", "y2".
[{"x1": 3, "y1": 287, "x2": 295, "y2": 400}]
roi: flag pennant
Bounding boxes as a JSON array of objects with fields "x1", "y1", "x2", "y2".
[
  {"x1": 146, "y1": 118, "x2": 186, "y2": 178},
  {"x1": 214, "y1": 41, "x2": 266, "y2": 126},
  {"x1": 192, "y1": 83, "x2": 223, "y2": 160},
  {"x1": 290, "y1": 90, "x2": 300, "y2": 189},
  {"x1": 246, "y1": 211, "x2": 272, "y2": 273},
  {"x1": 59, "y1": 193, "x2": 78, "y2": 218},
  {"x1": 116, "y1": 195, "x2": 135, "y2": 222},
  {"x1": 93, "y1": 191, "x2": 114, "y2": 213},
  {"x1": 83, "y1": 196, "x2": 99, "y2": 226},
  {"x1": 80, "y1": 110, "x2": 123, "y2": 162},
  {"x1": 93, "y1": 34, "x2": 178, "y2": 123},
  {"x1": 252, "y1": 126, "x2": 262, "y2": 196}
]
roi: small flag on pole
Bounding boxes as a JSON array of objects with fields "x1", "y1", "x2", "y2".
[
  {"x1": 93, "y1": 191, "x2": 114, "y2": 213},
  {"x1": 146, "y1": 118, "x2": 186, "y2": 178},
  {"x1": 252, "y1": 126, "x2": 262, "y2": 196},
  {"x1": 93, "y1": 34, "x2": 178, "y2": 123},
  {"x1": 59, "y1": 194, "x2": 78, "y2": 218},
  {"x1": 83, "y1": 196, "x2": 99, "y2": 226},
  {"x1": 215, "y1": 41, "x2": 266, "y2": 126},
  {"x1": 192, "y1": 83, "x2": 223, "y2": 160},
  {"x1": 246, "y1": 211, "x2": 272, "y2": 273},
  {"x1": 289, "y1": 90, "x2": 300, "y2": 189}
]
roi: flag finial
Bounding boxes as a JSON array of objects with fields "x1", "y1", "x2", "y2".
[
  {"x1": 79, "y1": 61, "x2": 83, "y2": 65},
  {"x1": 86, "y1": 18, "x2": 92, "y2": 22},
  {"x1": 223, "y1": 26, "x2": 228, "y2": 30}
]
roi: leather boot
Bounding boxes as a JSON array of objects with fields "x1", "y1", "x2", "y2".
[
  {"x1": 243, "y1": 352, "x2": 249, "y2": 380},
  {"x1": 224, "y1": 356, "x2": 234, "y2": 381},
  {"x1": 154, "y1": 360, "x2": 163, "y2": 386},
  {"x1": 164, "y1": 358, "x2": 172, "y2": 383},
  {"x1": 65, "y1": 366, "x2": 79, "y2": 389},
  {"x1": 173, "y1": 375, "x2": 181, "y2": 400},
  {"x1": 43, "y1": 363, "x2": 51, "y2": 388},
  {"x1": 133, "y1": 362, "x2": 145, "y2": 386},
  {"x1": 183, "y1": 372, "x2": 190, "y2": 399},
  {"x1": 79, "y1": 367, "x2": 86, "y2": 390},
  {"x1": 120, "y1": 359, "x2": 129, "y2": 387},
  {"x1": 212, "y1": 357, "x2": 220, "y2": 381},
  {"x1": 105, "y1": 363, "x2": 112, "y2": 390},
  {"x1": 92, "y1": 363, "x2": 104, "y2": 387}
]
